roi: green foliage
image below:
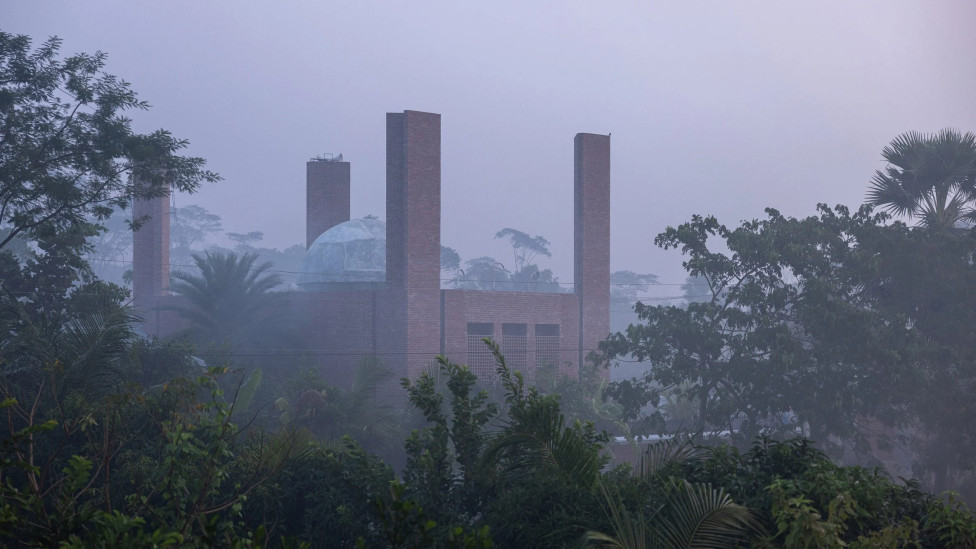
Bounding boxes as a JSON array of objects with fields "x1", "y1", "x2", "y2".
[
  {"x1": 922, "y1": 494, "x2": 976, "y2": 548},
  {"x1": 673, "y1": 437, "x2": 976, "y2": 547},
  {"x1": 482, "y1": 340, "x2": 608, "y2": 487},
  {"x1": 0, "y1": 31, "x2": 219, "y2": 255},
  {"x1": 370, "y1": 480, "x2": 494, "y2": 549},
  {"x1": 0, "y1": 359, "x2": 307, "y2": 547},
  {"x1": 1, "y1": 280, "x2": 138, "y2": 402},
  {"x1": 587, "y1": 438, "x2": 761, "y2": 549},
  {"x1": 603, "y1": 205, "x2": 919, "y2": 449},
  {"x1": 441, "y1": 245, "x2": 461, "y2": 273},
  {"x1": 242, "y1": 436, "x2": 394, "y2": 547},
  {"x1": 402, "y1": 353, "x2": 497, "y2": 529},
  {"x1": 766, "y1": 483, "x2": 851, "y2": 548},
  {"x1": 275, "y1": 358, "x2": 401, "y2": 461}
]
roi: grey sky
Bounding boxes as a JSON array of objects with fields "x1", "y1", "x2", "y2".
[{"x1": 7, "y1": 1, "x2": 976, "y2": 291}]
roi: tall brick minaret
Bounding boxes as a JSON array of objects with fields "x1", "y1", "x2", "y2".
[
  {"x1": 132, "y1": 183, "x2": 171, "y2": 335},
  {"x1": 384, "y1": 110, "x2": 442, "y2": 379},
  {"x1": 574, "y1": 133, "x2": 611, "y2": 374},
  {"x1": 306, "y1": 157, "x2": 351, "y2": 248}
]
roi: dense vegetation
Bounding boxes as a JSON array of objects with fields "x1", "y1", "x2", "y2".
[{"x1": 3, "y1": 340, "x2": 976, "y2": 547}]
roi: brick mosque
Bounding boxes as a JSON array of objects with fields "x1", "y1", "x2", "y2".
[{"x1": 132, "y1": 110, "x2": 610, "y2": 386}]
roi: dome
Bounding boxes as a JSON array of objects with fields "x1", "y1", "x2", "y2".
[{"x1": 298, "y1": 217, "x2": 386, "y2": 291}]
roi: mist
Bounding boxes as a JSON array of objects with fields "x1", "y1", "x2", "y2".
[{"x1": 5, "y1": 3, "x2": 976, "y2": 546}]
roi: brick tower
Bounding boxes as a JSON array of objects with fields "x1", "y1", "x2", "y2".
[
  {"x1": 574, "y1": 133, "x2": 611, "y2": 373},
  {"x1": 306, "y1": 157, "x2": 351, "y2": 248},
  {"x1": 132, "y1": 183, "x2": 171, "y2": 334},
  {"x1": 384, "y1": 110, "x2": 442, "y2": 379}
]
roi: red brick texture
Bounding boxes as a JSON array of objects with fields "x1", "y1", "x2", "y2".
[
  {"x1": 574, "y1": 133, "x2": 611, "y2": 372},
  {"x1": 440, "y1": 290, "x2": 579, "y2": 381},
  {"x1": 383, "y1": 111, "x2": 442, "y2": 380},
  {"x1": 132, "y1": 186, "x2": 170, "y2": 310},
  {"x1": 306, "y1": 160, "x2": 351, "y2": 248}
]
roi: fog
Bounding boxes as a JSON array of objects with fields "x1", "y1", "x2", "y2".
[
  {"x1": 9, "y1": 1, "x2": 976, "y2": 288},
  {"x1": 9, "y1": 5, "x2": 976, "y2": 542}
]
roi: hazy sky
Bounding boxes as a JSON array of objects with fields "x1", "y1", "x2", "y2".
[{"x1": 8, "y1": 2, "x2": 976, "y2": 292}]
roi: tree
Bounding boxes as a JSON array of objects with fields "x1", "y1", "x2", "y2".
[
  {"x1": 460, "y1": 256, "x2": 510, "y2": 291},
  {"x1": 679, "y1": 275, "x2": 711, "y2": 306},
  {"x1": 441, "y1": 245, "x2": 462, "y2": 288},
  {"x1": 494, "y1": 228, "x2": 551, "y2": 273},
  {"x1": 0, "y1": 280, "x2": 137, "y2": 402},
  {"x1": 866, "y1": 128, "x2": 976, "y2": 230},
  {"x1": 865, "y1": 224, "x2": 976, "y2": 496},
  {"x1": 0, "y1": 32, "x2": 219, "y2": 256},
  {"x1": 82, "y1": 210, "x2": 133, "y2": 286},
  {"x1": 508, "y1": 264, "x2": 562, "y2": 293},
  {"x1": 170, "y1": 204, "x2": 223, "y2": 267},
  {"x1": 168, "y1": 251, "x2": 283, "y2": 350},
  {"x1": 227, "y1": 230, "x2": 264, "y2": 252},
  {"x1": 441, "y1": 245, "x2": 461, "y2": 273},
  {"x1": 609, "y1": 270, "x2": 659, "y2": 303},
  {"x1": 602, "y1": 205, "x2": 917, "y2": 449},
  {"x1": 274, "y1": 357, "x2": 401, "y2": 461}
]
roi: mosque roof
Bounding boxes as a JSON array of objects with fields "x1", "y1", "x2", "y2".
[{"x1": 297, "y1": 217, "x2": 386, "y2": 290}]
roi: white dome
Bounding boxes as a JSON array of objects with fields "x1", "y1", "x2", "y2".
[{"x1": 297, "y1": 218, "x2": 385, "y2": 290}]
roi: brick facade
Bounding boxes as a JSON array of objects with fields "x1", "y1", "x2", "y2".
[
  {"x1": 132, "y1": 184, "x2": 171, "y2": 336},
  {"x1": 440, "y1": 290, "x2": 579, "y2": 381},
  {"x1": 384, "y1": 111, "x2": 442, "y2": 380},
  {"x1": 306, "y1": 159, "x2": 350, "y2": 248},
  {"x1": 574, "y1": 134, "x2": 611, "y2": 371},
  {"x1": 133, "y1": 112, "x2": 611, "y2": 388}
]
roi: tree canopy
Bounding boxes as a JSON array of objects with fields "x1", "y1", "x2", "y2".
[
  {"x1": 494, "y1": 227, "x2": 551, "y2": 273},
  {"x1": 603, "y1": 205, "x2": 919, "y2": 447},
  {"x1": 0, "y1": 32, "x2": 219, "y2": 256}
]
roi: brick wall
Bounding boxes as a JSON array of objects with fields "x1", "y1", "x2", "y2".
[
  {"x1": 384, "y1": 111, "x2": 442, "y2": 380},
  {"x1": 132, "y1": 186, "x2": 170, "y2": 311},
  {"x1": 306, "y1": 160, "x2": 351, "y2": 248},
  {"x1": 281, "y1": 290, "x2": 380, "y2": 388},
  {"x1": 440, "y1": 289, "x2": 580, "y2": 382},
  {"x1": 574, "y1": 133, "x2": 611, "y2": 373}
]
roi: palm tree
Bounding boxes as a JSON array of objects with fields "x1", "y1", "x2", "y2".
[
  {"x1": 169, "y1": 251, "x2": 283, "y2": 350},
  {"x1": 866, "y1": 128, "x2": 976, "y2": 229},
  {"x1": 0, "y1": 281, "x2": 138, "y2": 401},
  {"x1": 585, "y1": 438, "x2": 763, "y2": 549}
]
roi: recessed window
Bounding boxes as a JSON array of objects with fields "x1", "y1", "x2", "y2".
[
  {"x1": 535, "y1": 323, "x2": 560, "y2": 369},
  {"x1": 502, "y1": 323, "x2": 528, "y2": 371},
  {"x1": 467, "y1": 322, "x2": 494, "y2": 381}
]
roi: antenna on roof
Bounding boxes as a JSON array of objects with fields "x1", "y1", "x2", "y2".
[{"x1": 310, "y1": 152, "x2": 344, "y2": 162}]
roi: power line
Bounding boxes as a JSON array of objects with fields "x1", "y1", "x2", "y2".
[{"x1": 83, "y1": 255, "x2": 701, "y2": 287}]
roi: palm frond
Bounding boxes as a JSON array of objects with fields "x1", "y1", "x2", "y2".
[
  {"x1": 167, "y1": 250, "x2": 282, "y2": 347},
  {"x1": 652, "y1": 480, "x2": 762, "y2": 549},
  {"x1": 585, "y1": 482, "x2": 648, "y2": 549},
  {"x1": 637, "y1": 437, "x2": 701, "y2": 480},
  {"x1": 482, "y1": 399, "x2": 603, "y2": 485},
  {"x1": 868, "y1": 128, "x2": 976, "y2": 229},
  {"x1": 60, "y1": 287, "x2": 138, "y2": 399}
]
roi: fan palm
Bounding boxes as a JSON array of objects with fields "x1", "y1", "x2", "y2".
[
  {"x1": 169, "y1": 251, "x2": 283, "y2": 350},
  {"x1": 866, "y1": 128, "x2": 976, "y2": 229}
]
